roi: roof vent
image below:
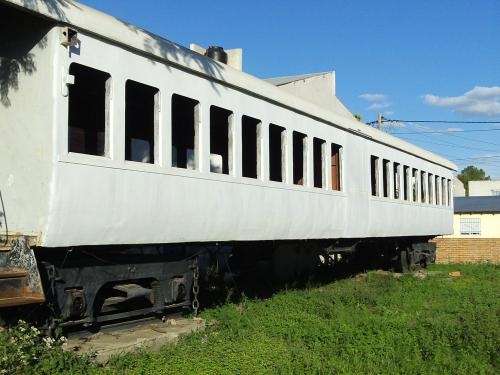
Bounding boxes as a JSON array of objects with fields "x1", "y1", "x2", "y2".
[{"x1": 205, "y1": 46, "x2": 228, "y2": 64}]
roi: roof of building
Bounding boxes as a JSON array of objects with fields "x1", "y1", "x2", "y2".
[
  {"x1": 454, "y1": 196, "x2": 500, "y2": 213},
  {"x1": 264, "y1": 72, "x2": 331, "y2": 86},
  {"x1": 0, "y1": 0, "x2": 457, "y2": 171}
]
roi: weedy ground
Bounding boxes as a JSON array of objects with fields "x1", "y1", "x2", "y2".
[{"x1": 1, "y1": 263, "x2": 498, "y2": 374}]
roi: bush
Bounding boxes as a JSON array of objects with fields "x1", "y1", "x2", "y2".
[{"x1": 0, "y1": 320, "x2": 93, "y2": 375}]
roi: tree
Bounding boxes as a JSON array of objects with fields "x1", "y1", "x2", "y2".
[{"x1": 457, "y1": 165, "x2": 490, "y2": 196}]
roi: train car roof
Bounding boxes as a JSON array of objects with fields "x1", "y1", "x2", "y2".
[{"x1": 1, "y1": 0, "x2": 457, "y2": 171}]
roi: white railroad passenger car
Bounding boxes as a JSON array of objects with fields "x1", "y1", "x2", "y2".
[{"x1": 0, "y1": 0, "x2": 455, "y2": 328}]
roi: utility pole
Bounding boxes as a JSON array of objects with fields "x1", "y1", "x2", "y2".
[{"x1": 377, "y1": 113, "x2": 383, "y2": 130}]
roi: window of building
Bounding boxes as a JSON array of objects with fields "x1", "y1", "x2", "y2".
[
  {"x1": 412, "y1": 168, "x2": 418, "y2": 202},
  {"x1": 435, "y1": 176, "x2": 440, "y2": 205},
  {"x1": 403, "y1": 165, "x2": 409, "y2": 201},
  {"x1": 393, "y1": 162, "x2": 401, "y2": 199},
  {"x1": 460, "y1": 217, "x2": 481, "y2": 235},
  {"x1": 171, "y1": 94, "x2": 199, "y2": 170},
  {"x1": 68, "y1": 63, "x2": 111, "y2": 156},
  {"x1": 420, "y1": 171, "x2": 427, "y2": 203},
  {"x1": 331, "y1": 144, "x2": 342, "y2": 191},
  {"x1": 371, "y1": 156, "x2": 379, "y2": 196},
  {"x1": 492, "y1": 190, "x2": 500, "y2": 196},
  {"x1": 428, "y1": 173, "x2": 434, "y2": 204},
  {"x1": 382, "y1": 159, "x2": 390, "y2": 197},
  {"x1": 210, "y1": 106, "x2": 233, "y2": 174},
  {"x1": 293, "y1": 131, "x2": 307, "y2": 185},
  {"x1": 313, "y1": 138, "x2": 325, "y2": 188},
  {"x1": 241, "y1": 115, "x2": 261, "y2": 179},
  {"x1": 269, "y1": 124, "x2": 286, "y2": 182}
]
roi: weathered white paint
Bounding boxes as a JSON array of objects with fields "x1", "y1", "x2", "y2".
[{"x1": 0, "y1": 1, "x2": 455, "y2": 249}]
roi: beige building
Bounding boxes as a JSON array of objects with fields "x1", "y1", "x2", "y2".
[
  {"x1": 435, "y1": 196, "x2": 500, "y2": 263},
  {"x1": 453, "y1": 177, "x2": 466, "y2": 197},
  {"x1": 469, "y1": 180, "x2": 500, "y2": 196}
]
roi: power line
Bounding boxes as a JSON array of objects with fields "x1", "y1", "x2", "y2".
[
  {"x1": 451, "y1": 155, "x2": 500, "y2": 161},
  {"x1": 396, "y1": 134, "x2": 498, "y2": 153},
  {"x1": 391, "y1": 128, "x2": 500, "y2": 135},
  {"x1": 385, "y1": 119, "x2": 500, "y2": 124}
]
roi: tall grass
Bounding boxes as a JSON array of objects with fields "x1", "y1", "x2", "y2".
[{"x1": 2, "y1": 264, "x2": 498, "y2": 374}]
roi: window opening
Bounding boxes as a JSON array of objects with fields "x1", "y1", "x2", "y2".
[
  {"x1": 393, "y1": 162, "x2": 401, "y2": 199},
  {"x1": 371, "y1": 156, "x2": 379, "y2": 196},
  {"x1": 171, "y1": 94, "x2": 199, "y2": 169},
  {"x1": 331, "y1": 144, "x2": 342, "y2": 191},
  {"x1": 313, "y1": 138, "x2": 325, "y2": 188},
  {"x1": 68, "y1": 63, "x2": 111, "y2": 156},
  {"x1": 403, "y1": 165, "x2": 409, "y2": 201},
  {"x1": 293, "y1": 131, "x2": 307, "y2": 185},
  {"x1": 428, "y1": 173, "x2": 434, "y2": 204},
  {"x1": 269, "y1": 124, "x2": 286, "y2": 182},
  {"x1": 210, "y1": 106, "x2": 233, "y2": 174},
  {"x1": 125, "y1": 80, "x2": 159, "y2": 163},
  {"x1": 421, "y1": 171, "x2": 427, "y2": 203},
  {"x1": 412, "y1": 168, "x2": 418, "y2": 202},
  {"x1": 382, "y1": 159, "x2": 390, "y2": 197},
  {"x1": 242, "y1": 115, "x2": 261, "y2": 179},
  {"x1": 435, "y1": 176, "x2": 440, "y2": 205}
]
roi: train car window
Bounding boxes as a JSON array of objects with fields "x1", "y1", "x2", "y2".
[
  {"x1": 68, "y1": 63, "x2": 111, "y2": 156},
  {"x1": 442, "y1": 177, "x2": 447, "y2": 206},
  {"x1": 293, "y1": 131, "x2": 307, "y2": 185},
  {"x1": 382, "y1": 159, "x2": 390, "y2": 197},
  {"x1": 412, "y1": 168, "x2": 419, "y2": 202},
  {"x1": 125, "y1": 80, "x2": 159, "y2": 164},
  {"x1": 420, "y1": 171, "x2": 427, "y2": 203},
  {"x1": 242, "y1": 116, "x2": 261, "y2": 179},
  {"x1": 393, "y1": 162, "x2": 401, "y2": 199},
  {"x1": 447, "y1": 179, "x2": 452, "y2": 206},
  {"x1": 435, "y1": 176, "x2": 440, "y2": 205},
  {"x1": 331, "y1": 144, "x2": 342, "y2": 191},
  {"x1": 370, "y1": 156, "x2": 379, "y2": 196},
  {"x1": 269, "y1": 124, "x2": 286, "y2": 182},
  {"x1": 403, "y1": 166, "x2": 409, "y2": 200},
  {"x1": 172, "y1": 94, "x2": 199, "y2": 170},
  {"x1": 428, "y1": 173, "x2": 434, "y2": 204},
  {"x1": 210, "y1": 106, "x2": 233, "y2": 174},
  {"x1": 313, "y1": 138, "x2": 326, "y2": 188}
]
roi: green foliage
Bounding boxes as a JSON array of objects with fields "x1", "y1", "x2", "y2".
[
  {"x1": 458, "y1": 165, "x2": 491, "y2": 195},
  {"x1": 0, "y1": 320, "x2": 92, "y2": 375},
  {"x1": 2, "y1": 264, "x2": 499, "y2": 374}
]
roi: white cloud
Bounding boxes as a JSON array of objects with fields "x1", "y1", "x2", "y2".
[
  {"x1": 423, "y1": 86, "x2": 500, "y2": 117},
  {"x1": 359, "y1": 93, "x2": 392, "y2": 112},
  {"x1": 445, "y1": 127, "x2": 464, "y2": 132}
]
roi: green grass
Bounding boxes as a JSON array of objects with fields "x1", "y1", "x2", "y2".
[{"x1": 4, "y1": 264, "x2": 500, "y2": 374}]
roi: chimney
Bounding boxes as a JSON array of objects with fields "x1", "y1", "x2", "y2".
[{"x1": 190, "y1": 43, "x2": 243, "y2": 71}]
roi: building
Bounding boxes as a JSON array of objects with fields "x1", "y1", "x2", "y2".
[
  {"x1": 469, "y1": 180, "x2": 500, "y2": 196},
  {"x1": 453, "y1": 177, "x2": 466, "y2": 197},
  {"x1": 434, "y1": 196, "x2": 500, "y2": 263}
]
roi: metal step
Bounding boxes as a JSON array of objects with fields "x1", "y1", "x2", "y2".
[
  {"x1": 0, "y1": 295, "x2": 45, "y2": 308},
  {"x1": 0, "y1": 268, "x2": 28, "y2": 279},
  {"x1": 0, "y1": 267, "x2": 44, "y2": 308}
]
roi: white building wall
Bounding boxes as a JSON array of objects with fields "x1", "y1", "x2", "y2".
[{"x1": 469, "y1": 180, "x2": 500, "y2": 197}]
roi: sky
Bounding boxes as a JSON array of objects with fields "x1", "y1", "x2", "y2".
[{"x1": 80, "y1": 0, "x2": 500, "y2": 178}]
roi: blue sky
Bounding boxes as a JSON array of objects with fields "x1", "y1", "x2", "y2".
[{"x1": 80, "y1": 0, "x2": 500, "y2": 178}]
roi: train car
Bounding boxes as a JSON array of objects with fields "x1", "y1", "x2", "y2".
[{"x1": 0, "y1": 0, "x2": 456, "y2": 330}]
